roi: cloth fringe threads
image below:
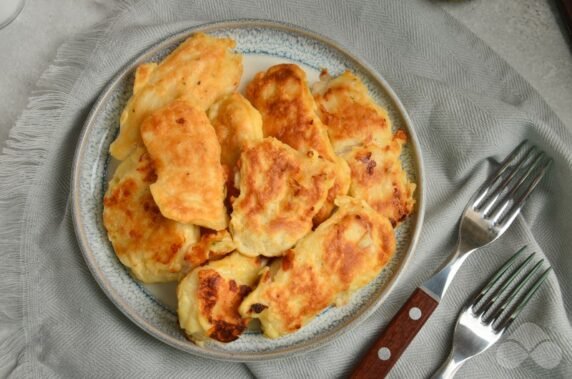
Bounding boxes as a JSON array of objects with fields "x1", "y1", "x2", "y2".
[{"x1": 0, "y1": 1, "x2": 135, "y2": 375}]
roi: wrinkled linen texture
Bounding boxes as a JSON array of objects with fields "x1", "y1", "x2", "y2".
[{"x1": 1, "y1": 0, "x2": 571, "y2": 378}]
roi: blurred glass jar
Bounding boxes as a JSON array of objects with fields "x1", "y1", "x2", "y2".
[{"x1": 0, "y1": 0, "x2": 25, "y2": 29}]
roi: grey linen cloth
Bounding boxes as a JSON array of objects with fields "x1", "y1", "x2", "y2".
[{"x1": 1, "y1": 0, "x2": 571, "y2": 377}]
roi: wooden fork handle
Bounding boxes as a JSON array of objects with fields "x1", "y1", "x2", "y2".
[{"x1": 351, "y1": 288, "x2": 439, "y2": 378}]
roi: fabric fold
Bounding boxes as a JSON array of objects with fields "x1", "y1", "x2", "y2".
[{"x1": 0, "y1": 2, "x2": 134, "y2": 375}]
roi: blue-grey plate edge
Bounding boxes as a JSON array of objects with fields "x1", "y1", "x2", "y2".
[{"x1": 71, "y1": 18, "x2": 425, "y2": 362}]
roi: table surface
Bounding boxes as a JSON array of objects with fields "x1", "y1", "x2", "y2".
[{"x1": 1, "y1": 0, "x2": 571, "y2": 150}]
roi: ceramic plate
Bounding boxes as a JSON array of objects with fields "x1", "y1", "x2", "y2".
[{"x1": 71, "y1": 19, "x2": 425, "y2": 361}]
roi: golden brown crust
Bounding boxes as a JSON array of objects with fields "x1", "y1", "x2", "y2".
[
  {"x1": 177, "y1": 252, "x2": 264, "y2": 343},
  {"x1": 197, "y1": 269, "x2": 251, "y2": 342},
  {"x1": 207, "y1": 92, "x2": 263, "y2": 169},
  {"x1": 110, "y1": 33, "x2": 243, "y2": 160},
  {"x1": 312, "y1": 158, "x2": 350, "y2": 224},
  {"x1": 230, "y1": 138, "x2": 336, "y2": 257},
  {"x1": 312, "y1": 70, "x2": 393, "y2": 155},
  {"x1": 313, "y1": 71, "x2": 415, "y2": 225},
  {"x1": 102, "y1": 148, "x2": 199, "y2": 283},
  {"x1": 245, "y1": 64, "x2": 350, "y2": 224},
  {"x1": 185, "y1": 229, "x2": 235, "y2": 267},
  {"x1": 344, "y1": 131, "x2": 416, "y2": 226},
  {"x1": 133, "y1": 63, "x2": 157, "y2": 95},
  {"x1": 140, "y1": 100, "x2": 228, "y2": 230},
  {"x1": 239, "y1": 197, "x2": 396, "y2": 338},
  {"x1": 246, "y1": 64, "x2": 334, "y2": 159}
]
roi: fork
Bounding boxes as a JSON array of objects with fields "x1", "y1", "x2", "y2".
[
  {"x1": 431, "y1": 246, "x2": 552, "y2": 378},
  {"x1": 351, "y1": 141, "x2": 552, "y2": 378}
]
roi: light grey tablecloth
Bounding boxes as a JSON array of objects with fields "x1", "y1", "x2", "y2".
[{"x1": 1, "y1": 0, "x2": 571, "y2": 378}]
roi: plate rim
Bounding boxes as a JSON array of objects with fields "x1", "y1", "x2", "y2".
[{"x1": 71, "y1": 18, "x2": 425, "y2": 362}]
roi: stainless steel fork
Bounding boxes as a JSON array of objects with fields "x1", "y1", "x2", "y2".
[
  {"x1": 422, "y1": 140, "x2": 552, "y2": 299},
  {"x1": 431, "y1": 246, "x2": 552, "y2": 378},
  {"x1": 352, "y1": 141, "x2": 552, "y2": 378}
]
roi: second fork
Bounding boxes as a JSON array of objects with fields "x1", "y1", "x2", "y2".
[{"x1": 431, "y1": 246, "x2": 552, "y2": 378}]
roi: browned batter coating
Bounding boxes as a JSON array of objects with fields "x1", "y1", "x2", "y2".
[
  {"x1": 313, "y1": 71, "x2": 415, "y2": 225},
  {"x1": 103, "y1": 147, "x2": 199, "y2": 283},
  {"x1": 141, "y1": 100, "x2": 228, "y2": 231},
  {"x1": 230, "y1": 138, "x2": 336, "y2": 257},
  {"x1": 345, "y1": 131, "x2": 416, "y2": 226},
  {"x1": 312, "y1": 70, "x2": 393, "y2": 154},
  {"x1": 110, "y1": 33, "x2": 242, "y2": 160},
  {"x1": 177, "y1": 252, "x2": 264, "y2": 343},
  {"x1": 184, "y1": 229, "x2": 235, "y2": 268},
  {"x1": 208, "y1": 92, "x2": 263, "y2": 170},
  {"x1": 239, "y1": 197, "x2": 396, "y2": 338},
  {"x1": 246, "y1": 64, "x2": 350, "y2": 223}
]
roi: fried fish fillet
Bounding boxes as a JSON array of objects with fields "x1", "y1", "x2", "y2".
[
  {"x1": 245, "y1": 64, "x2": 350, "y2": 223},
  {"x1": 313, "y1": 71, "x2": 415, "y2": 224},
  {"x1": 230, "y1": 138, "x2": 336, "y2": 257},
  {"x1": 177, "y1": 252, "x2": 264, "y2": 344},
  {"x1": 140, "y1": 100, "x2": 228, "y2": 230},
  {"x1": 103, "y1": 147, "x2": 200, "y2": 283},
  {"x1": 110, "y1": 33, "x2": 243, "y2": 160},
  {"x1": 239, "y1": 197, "x2": 396, "y2": 338},
  {"x1": 344, "y1": 131, "x2": 416, "y2": 226},
  {"x1": 312, "y1": 70, "x2": 393, "y2": 154},
  {"x1": 207, "y1": 93, "x2": 263, "y2": 169}
]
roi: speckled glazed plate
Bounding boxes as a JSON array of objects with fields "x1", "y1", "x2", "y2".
[{"x1": 71, "y1": 19, "x2": 425, "y2": 361}]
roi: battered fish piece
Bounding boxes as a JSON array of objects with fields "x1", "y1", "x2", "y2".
[
  {"x1": 239, "y1": 197, "x2": 396, "y2": 338},
  {"x1": 177, "y1": 252, "x2": 264, "y2": 344},
  {"x1": 103, "y1": 148, "x2": 200, "y2": 283},
  {"x1": 207, "y1": 93, "x2": 263, "y2": 169},
  {"x1": 140, "y1": 100, "x2": 228, "y2": 231},
  {"x1": 314, "y1": 71, "x2": 415, "y2": 224},
  {"x1": 246, "y1": 64, "x2": 350, "y2": 223},
  {"x1": 230, "y1": 138, "x2": 336, "y2": 257},
  {"x1": 110, "y1": 33, "x2": 243, "y2": 160},
  {"x1": 344, "y1": 131, "x2": 416, "y2": 226},
  {"x1": 313, "y1": 70, "x2": 393, "y2": 154}
]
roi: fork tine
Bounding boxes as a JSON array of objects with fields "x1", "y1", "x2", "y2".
[
  {"x1": 487, "y1": 151, "x2": 545, "y2": 221},
  {"x1": 496, "y1": 267, "x2": 552, "y2": 332},
  {"x1": 471, "y1": 246, "x2": 527, "y2": 307},
  {"x1": 472, "y1": 141, "x2": 530, "y2": 209},
  {"x1": 477, "y1": 145, "x2": 537, "y2": 214},
  {"x1": 486, "y1": 259, "x2": 544, "y2": 325},
  {"x1": 498, "y1": 157, "x2": 553, "y2": 227},
  {"x1": 475, "y1": 252, "x2": 535, "y2": 316}
]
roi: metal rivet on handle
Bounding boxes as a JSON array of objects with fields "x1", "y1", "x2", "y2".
[
  {"x1": 409, "y1": 307, "x2": 422, "y2": 320},
  {"x1": 378, "y1": 347, "x2": 391, "y2": 361}
]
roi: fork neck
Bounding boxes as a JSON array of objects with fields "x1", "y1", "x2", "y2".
[
  {"x1": 447, "y1": 239, "x2": 476, "y2": 266},
  {"x1": 421, "y1": 240, "x2": 476, "y2": 300},
  {"x1": 431, "y1": 350, "x2": 467, "y2": 379}
]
